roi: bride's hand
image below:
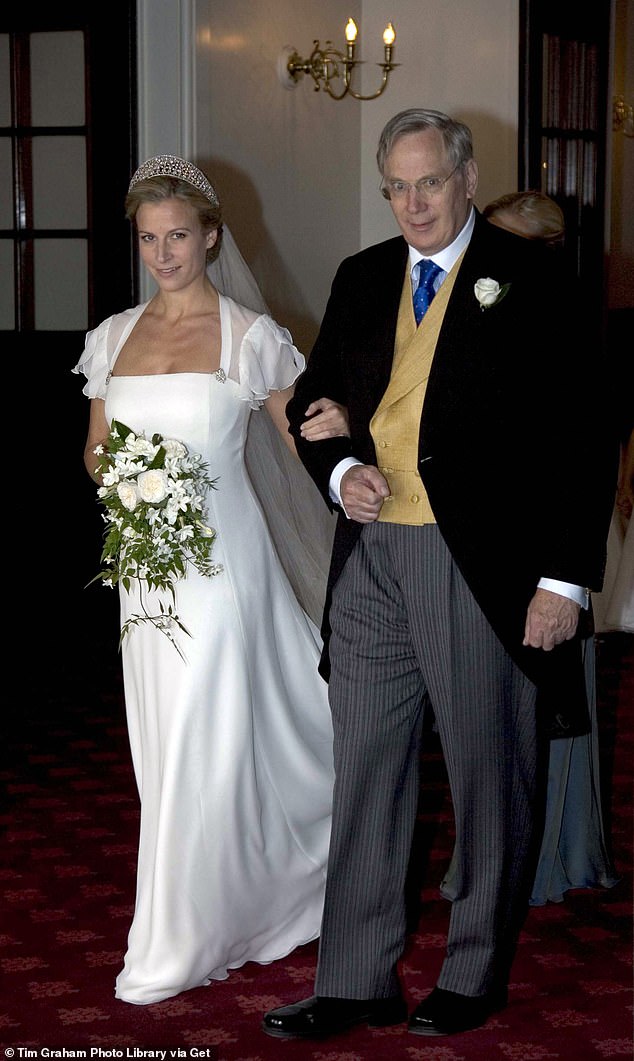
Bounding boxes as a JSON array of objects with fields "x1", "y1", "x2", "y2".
[{"x1": 300, "y1": 398, "x2": 350, "y2": 441}]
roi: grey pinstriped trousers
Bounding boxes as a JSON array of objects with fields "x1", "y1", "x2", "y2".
[{"x1": 314, "y1": 522, "x2": 539, "y2": 1000}]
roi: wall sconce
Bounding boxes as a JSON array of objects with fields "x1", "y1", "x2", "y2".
[
  {"x1": 613, "y1": 94, "x2": 634, "y2": 137},
  {"x1": 278, "y1": 18, "x2": 398, "y2": 101}
]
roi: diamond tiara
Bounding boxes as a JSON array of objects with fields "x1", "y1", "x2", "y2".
[{"x1": 128, "y1": 155, "x2": 219, "y2": 206}]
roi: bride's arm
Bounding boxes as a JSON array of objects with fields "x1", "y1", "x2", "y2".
[
  {"x1": 83, "y1": 398, "x2": 110, "y2": 483},
  {"x1": 300, "y1": 398, "x2": 350, "y2": 441},
  {"x1": 265, "y1": 386, "x2": 300, "y2": 455}
]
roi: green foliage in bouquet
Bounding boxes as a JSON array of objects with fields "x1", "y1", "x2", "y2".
[{"x1": 90, "y1": 420, "x2": 222, "y2": 656}]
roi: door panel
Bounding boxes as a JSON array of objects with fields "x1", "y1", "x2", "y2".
[
  {"x1": 519, "y1": 1, "x2": 611, "y2": 341},
  {"x1": 1, "y1": 4, "x2": 136, "y2": 664}
]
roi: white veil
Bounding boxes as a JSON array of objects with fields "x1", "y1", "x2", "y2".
[
  {"x1": 207, "y1": 225, "x2": 336, "y2": 630},
  {"x1": 207, "y1": 225, "x2": 271, "y2": 316}
]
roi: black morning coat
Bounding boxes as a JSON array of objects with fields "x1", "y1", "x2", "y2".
[{"x1": 286, "y1": 210, "x2": 618, "y2": 738}]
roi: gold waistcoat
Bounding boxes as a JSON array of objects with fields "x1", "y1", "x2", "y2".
[{"x1": 370, "y1": 254, "x2": 464, "y2": 525}]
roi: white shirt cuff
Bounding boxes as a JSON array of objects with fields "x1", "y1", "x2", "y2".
[
  {"x1": 329, "y1": 457, "x2": 363, "y2": 516},
  {"x1": 537, "y1": 577, "x2": 589, "y2": 609}
]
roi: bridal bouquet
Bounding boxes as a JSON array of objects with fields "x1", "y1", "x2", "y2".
[{"x1": 91, "y1": 420, "x2": 222, "y2": 655}]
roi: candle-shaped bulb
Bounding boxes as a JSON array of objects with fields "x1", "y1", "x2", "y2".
[
  {"x1": 345, "y1": 18, "x2": 358, "y2": 43},
  {"x1": 383, "y1": 22, "x2": 396, "y2": 46}
]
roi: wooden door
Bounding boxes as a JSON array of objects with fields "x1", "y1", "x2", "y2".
[{"x1": 1, "y1": 3, "x2": 136, "y2": 673}]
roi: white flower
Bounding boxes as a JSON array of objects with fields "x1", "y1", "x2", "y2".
[
  {"x1": 474, "y1": 277, "x2": 500, "y2": 307},
  {"x1": 117, "y1": 480, "x2": 139, "y2": 511},
  {"x1": 165, "y1": 457, "x2": 182, "y2": 478},
  {"x1": 197, "y1": 522, "x2": 215, "y2": 538},
  {"x1": 102, "y1": 467, "x2": 121, "y2": 487},
  {"x1": 474, "y1": 277, "x2": 510, "y2": 311},
  {"x1": 115, "y1": 455, "x2": 146, "y2": 477},
  {"x1": 146, "y1": 507, "x2": 163, "y2": 527},
  {"x1": 92, "y1": 419, "x2": 222, "y2": 654},
  {"x1": 163, "y1": 499, "x2": 180, "y2": 525},
  {"x1": 168, "y1": 483, "x2": 192, "y2": 513},
  {"x1": 126, "y1": 436, "x2": 159, "y2": 458},
  {"x1": 162, "y1": 438, "x2": 187, "y2": 459},
  {"x1": 137, "y1": 468, "x2": 169, "y2": 503}
]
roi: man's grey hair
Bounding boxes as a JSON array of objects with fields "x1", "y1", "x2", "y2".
[{"x1": 376, "y1": 108, "x2": 474, "y2": 175}]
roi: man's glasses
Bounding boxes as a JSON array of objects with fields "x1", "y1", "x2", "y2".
[{"x1": 380, "y1": 163, "x2": 461, "y2": 201}]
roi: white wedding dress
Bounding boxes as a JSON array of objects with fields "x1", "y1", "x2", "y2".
[{"x1": 74, "y1": 294, "x2": 334, "y2": 1005}]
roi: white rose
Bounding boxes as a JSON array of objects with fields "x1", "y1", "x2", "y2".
[
  {"x1": 162, "y1": 438, "x2": 187, "y2": 459},
  {"x1": 137, "y1": 468, "x2": 169, "y2": 503},
  {"x1": 474, "y1": 277, "x2": 501, "y2": 308},
  {"x1": 117, "y1": 480, "x2": 139, "y2": 511}
]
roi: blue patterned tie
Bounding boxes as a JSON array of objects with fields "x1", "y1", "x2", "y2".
[{"x1": 413, "y1": 259, "x2": 442, "y2": 325}]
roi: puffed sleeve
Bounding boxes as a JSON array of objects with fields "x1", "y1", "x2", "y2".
[
  {"x1": 72, "y1": 316, "x2": 115, "y2": 399},
  {"x1": 238, "y1": 314, "x2": 306, "y2": 409}
]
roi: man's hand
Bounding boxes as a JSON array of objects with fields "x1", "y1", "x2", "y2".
[
  {"x1": 340, "y1": 464, "x2": 391, "y2": 523},
  {"x1": 523, "y1": 588, "x2": 580, "y2": 651}
]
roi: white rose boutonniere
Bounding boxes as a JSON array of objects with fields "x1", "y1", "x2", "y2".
[
  {"x1": 90, "y1": 419, "x2": 222, "y2": 657},
  {"x1": 474, "y1": 277, "x2": 510, "y2": 311}
]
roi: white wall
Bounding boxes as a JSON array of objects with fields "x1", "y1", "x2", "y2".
[
  {"x1": 195, "y1": 0, "x2": 362, "y2": 351},
  {"x1": 138, "y1": 0, "x2": 631, "y2": 346},
  {"x1": 358, "y1": 0, "x2": 519, "y2": 247},
  {"x1": 192, "y1": 0, "x2": 519, "y2": 348}
]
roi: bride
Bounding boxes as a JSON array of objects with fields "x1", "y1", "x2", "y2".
[{"x1": 74, "y1": 155, "x2": 346, "y2": 1005}]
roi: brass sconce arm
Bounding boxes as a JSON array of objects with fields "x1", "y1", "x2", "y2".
[{"x1": 279, "y1": 19, "x2": 398, "y2": 101}]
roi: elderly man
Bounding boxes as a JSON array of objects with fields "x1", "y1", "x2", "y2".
[{"x1": 263, "y1": 108, "x2": 615, "y2": 1040}]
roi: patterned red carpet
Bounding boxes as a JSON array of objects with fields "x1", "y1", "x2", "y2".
[{"x1": 2, "y1": 632, "x2": 632, "y2": 1061}]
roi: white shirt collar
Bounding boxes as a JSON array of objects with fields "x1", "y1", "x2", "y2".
[{"x1": 408, "y1": 206, "x2": 475, "y2": 281}]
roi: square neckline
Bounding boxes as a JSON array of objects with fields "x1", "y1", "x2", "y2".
[{"x1": 107, "y1": 295, "x2": 232, "y2": 380}]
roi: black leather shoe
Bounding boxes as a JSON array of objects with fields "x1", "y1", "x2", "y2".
[
  {"x1": 262, "y1": 993, "x2": 408, "y2": 1039},
  {"x1": 408, "y1": 986, "x2": 508, "y2": 1036}
]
